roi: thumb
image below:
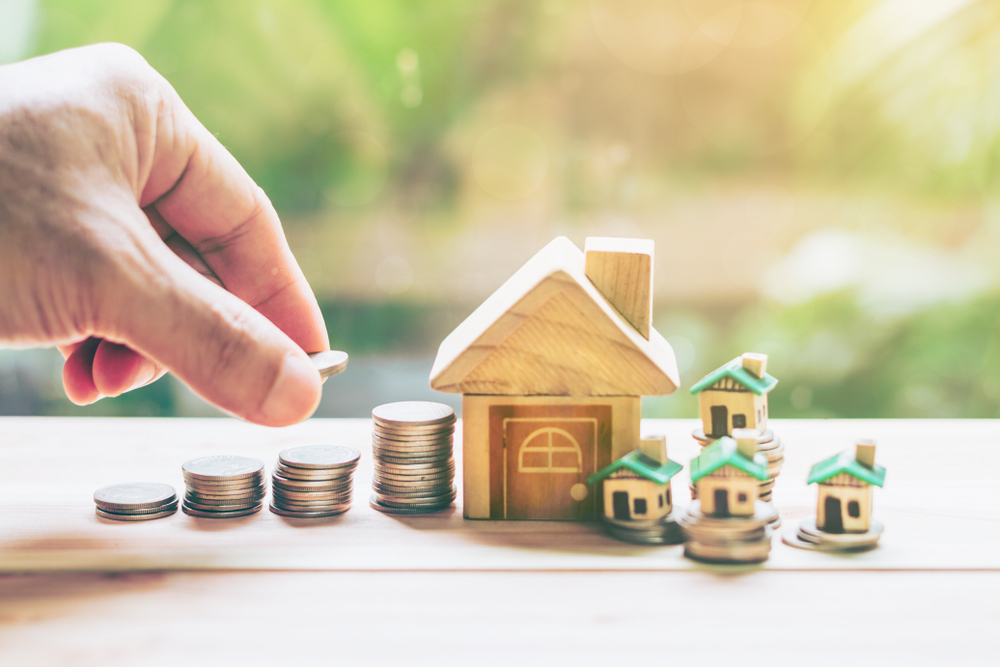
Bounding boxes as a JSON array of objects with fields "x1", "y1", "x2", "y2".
[{"x1": 107, "y1": 246, "x2": 323, "y2": 426}]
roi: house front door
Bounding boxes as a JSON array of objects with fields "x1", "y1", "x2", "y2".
[
  {"x1": 710, "y1": 406, "x2": 728, "y2": 438},
  {"x1": 713, "y1": 488, "x2": 729, "y2": 516},
  {"x1": 612, "y1": 491, "x2": 630, "y2": 521},
  {"x1": 490, "y1": 404, "x2": 612, "y2": 520},
  {"x1": 824, "y1": 496, "x2": 844, "y2": 533}
]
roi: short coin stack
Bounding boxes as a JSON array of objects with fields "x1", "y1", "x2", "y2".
[
  {"x1": 182, "y1": 455, "x2": 266, "y2": 518},
  {"x1": 691, "y1": 428, "x2": 783, "y2": 502},
  {"x1": 270, "y1": 444, "x2": 360, "y2": 518},
  {"x1": 94, "y1": 482, "x2": 178, "y2": 521},
  {"x1": 783, "y1": 517, "x2": 883, "y2": 553},
  {"x1": 603, "y1": 514, "x2": 685, "y2": 546},
  {"x1": 678, "y1": 499, "x2": 777, "y2": 564},
  {"x1": 370, "y1": 401, "x2": 457, "y2": 515}
]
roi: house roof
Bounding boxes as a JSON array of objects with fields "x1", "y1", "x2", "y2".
[
  {"x1": 807, "y1": 451, "x2": 886, "y2": 487},
  {"x1": 587, "y1": 449, "x2": 683, "y2": 486},
  {"x1": 689, "y1": 356, "x2": 778, "y2": 396},
  {"x1": 428, "y1": 237, "x2": 680, "y2": 396},
  {"x1": 689, "y1": 437, "x2": 769, "y2": 483}
]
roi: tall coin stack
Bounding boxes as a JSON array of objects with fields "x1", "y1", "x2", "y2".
[
  {"x1": 181, "y1": 455, "x2": 266, "y2": 518},
  {"x1": 370, "y1": 401, "x2": 457, "y2": 515},
  {"x1": 270, "y1": 444, "x2": 360, "y2": 518}
]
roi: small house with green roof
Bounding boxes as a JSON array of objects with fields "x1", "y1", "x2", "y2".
[
  {"x1": 689, "y1": 353, "x2": 778, "y2": 439},
  {"x1": 588, "y1": 436, "x2": 682, "y2": 523},
  {"x1": 690, "y1": 434, "x2": 768, "y2": 517},
  {"x1": 808, "y1": 440, "x2": 885, "y2": 534}
]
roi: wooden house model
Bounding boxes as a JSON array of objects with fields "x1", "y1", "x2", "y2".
[
  {"x1": 689, "y1": 431, "x2": 768, "y2": 517},
  {"x1": 689, "y1": 353, "x2": 777, "y2": 439},
  {"x1": 587, "y1": 436, "x2": 682, "y2": 523},
  {"x1": 429, "y1": 237, "x2": 680, "y2": 520},
  {"x1": 807, "y1": 440, "x2": 885, "y2": 533}
]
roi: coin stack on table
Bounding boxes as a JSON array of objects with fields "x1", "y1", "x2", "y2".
[
  {"x1": 270, "y1": 444, "x2": 360, "y2": 518},
  {"x1": 181, "y1": 455, "x2": 267, "y2": 518},
  {"x1": 369, "y1": 401, "x2": 457, "y2": 515},
  {"x1": 677, "y1": 499, "x2": 777, "y2": 564},
  {"x1": 782, "y1": 516, "x2": 883, "y2": 553},
  {"x1": 94, "y1": 482, "x2": 178, "y2": 521},
  {"x1": 603, "y1": 515, "x2": 685, "y2": 546}
]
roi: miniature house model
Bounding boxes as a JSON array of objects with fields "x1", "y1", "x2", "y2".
[
  {"x1": 690, "y1": 353, "x2": 777, "y2": 439},
  {"x1": 587, "y1": 436, "x2": 682, "y2": 523},
  {"x1": 429, "y1": 237, "x2": 680, "y2": 520},
  {"x1": 808, "y1": 440, "x2": 885, "y2": 533},
  {"x1": 689, "y1": 431, "x2": 768, "y2": 517}
]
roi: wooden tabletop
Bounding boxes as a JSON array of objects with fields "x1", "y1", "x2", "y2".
[{"x1": 1, "y1": 417, "x2": 996, "y2": 664}]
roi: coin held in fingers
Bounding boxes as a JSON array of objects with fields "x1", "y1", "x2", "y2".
[{"x1": 308, "y1": 350, "x2": 349, "y2": 379}]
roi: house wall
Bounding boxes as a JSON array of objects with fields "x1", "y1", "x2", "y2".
[
  {"x1": 816, "y1": 484, "x2": 873, "y2": 533},
  {"x1": 602, "y1": 478, "x2": 671, "y2": 521},
  {"x1": 698, "y1": 390, "x2": 760, "y2": 436},
  {"x1": 462, "y1": 395, "x2": 641, "y2": 519},
  {"x1": 697, "y1": 469, "x2": 757, "y2": 516}
]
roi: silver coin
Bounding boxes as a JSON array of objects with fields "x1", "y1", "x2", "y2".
[
  {"x1": 369, "y1": 495, "x2": 454, "y2": 515},
  {"x1": 181, "y1": 503, "x2": 263, "y2": 518},
  {"x1": 798, "y1": 517, "x2": 884, "y2": 545},
  {"x1": 273, "y1": 466, "x2": 354, "y2": 483},
  {"x1": 270, "y1": 503, "x2": 350, "y2": 518},
  {"x1": 375, "y1": 460, "x2": 455, "y2": 474},
  {"x1": 372, "y1": 483, "x2": 454, "y2": 498},
  {"x1": 271, "y1": 498, "x2": 352, "y2": 511},
  {"x1": 604, "y1": 522, "x2": 686, "y2": 546},
  {"x1": 692, "y1": 428, "x2": 774, "y2": 446},
  {"x1": 372, "y1": 430, "x2": 454, "y2": 444},
  {"x1": 375, "y1": 487, "x2": 457, "y2": 508},
  {"x1": 308, "y1": 350, "x2": 349, "y2": 379},
  {"x1": 97, "y1": 499, "x2": 180, "y2": 516},
  {"x1": 182, "y1": 456, "x2": 265, "y2": 481},
  {"x1": 183, "y1": 497, "x2": 261, "y2": 512},
  {"x1": 278, "y1": 444, "x2": 360, "y2": 470},
  {"x1": 372, "y1": 401, "x2": 456, "y2": 427},
  {"x1": 372, "y1": 476, "x2": 453, "y2": 490},
  {"x1": 372, "y1": 440, "x2": 453, "y2": 455},
  {"x1": 271, "y1": 490, "x2": 353, "y2": 503},
  {"x1": 373, "y1": 453, "x2": 454, "y2": 466},
  {"x1": 373, "y1": 470, "x2": 455, "y2": 484},
  {"x1": 94, "y1": 482, "x2": 177, "y2": 511},
  {"x1": 272, "y1": 473, "x2": 351, "y2": 489},
  {"x1": 185, "y1": 483, "x2": 266, "y2": 497},
  {"x1": 96, "y1": 506, "x2": 178, "y2": 521}
]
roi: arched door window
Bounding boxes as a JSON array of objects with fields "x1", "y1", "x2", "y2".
[{"x1": 518, "y1": 427, "x2": 583, "y2": 473}]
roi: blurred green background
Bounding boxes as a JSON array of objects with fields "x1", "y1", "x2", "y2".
[{"x1": 3, "y1": 0, "x2": 1000, "y2": 419}]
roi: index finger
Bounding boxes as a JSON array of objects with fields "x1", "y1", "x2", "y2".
[{"x1": 136, "y1": 79, "x2": 328, "y2": 354}]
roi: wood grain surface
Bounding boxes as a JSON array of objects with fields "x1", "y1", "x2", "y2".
[{"x1": 0, "y1": 417, "x2": 997, "y2": 572}]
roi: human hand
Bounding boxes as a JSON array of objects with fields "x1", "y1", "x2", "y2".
[{"x1": 0, "y1": 43, "x2": 328, "y2": 426}]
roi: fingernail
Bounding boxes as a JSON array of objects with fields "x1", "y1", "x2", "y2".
[{"x1": 260, "y1": 353, "x2": 321, "y2": 425}]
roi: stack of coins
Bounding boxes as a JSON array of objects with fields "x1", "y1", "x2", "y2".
[
  {"x1": 181, "y1": 455, "x2": 266, "y2": 518},
  {"x1": 94, "y1": 482, "x2": 178, "y2": 521},
  {"x1": 677, "y1": 499, "x2": 777, "y2": 564},
  {"x1": 270, "y1": 444, "x2": 360, "y2": 518},
  {"x1": 370, "y1": 401, "x2": 457, "y2": 515},
  {"x1": 602, "y1": 515, "x2": 685, "y2": 546},
  {"x1": 782, "y1": 517, "x2": 883, "y2": 553}
]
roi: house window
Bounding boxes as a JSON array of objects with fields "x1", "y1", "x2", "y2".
[
  {"x1": 757, "y1": 409, "x2": 762, "y2": 422},
  {"x1": 848, "y1": 500, "x2": 861, "y2": 518},
  {"x1": 518, "y1": 427, "x2": 583, "y2": 473},
  {"x1": 658, "y1": 494, "x2": 664, "y2": 508},
  {"x1": 733, "y1": 414, "x2": 746, "y2": 428},
  {"x1": 738, "y1": 493, "x2": 747, "y2": 503},
  {"x1": 634, "y1": 498, "x2": 647, "y2": 515},
  {"x1": 666, "y1": 489, "x2": 671, "y2": 505}
]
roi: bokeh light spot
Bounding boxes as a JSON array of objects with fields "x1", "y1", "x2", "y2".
[{"x1": 472, "y1": 124, "x2": 549, "y2": 200}]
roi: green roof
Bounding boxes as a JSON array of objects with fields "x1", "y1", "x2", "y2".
[
  {"x1": 807, "y1": 451, "x2": 886, "y2": 487},
  {"x1": 588, "y1": 449, "x2": 683, "y2": 486},
  {"x1": 689, "y1": 437, "x2": 769, "y2": 483},
  {"x1": 689, "y1": 356, "x2": 778, "y2": 396}
]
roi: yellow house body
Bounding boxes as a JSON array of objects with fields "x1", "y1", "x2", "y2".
[{"x1": 696, "y1": 465, "x2": 757, "y2": 517}]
